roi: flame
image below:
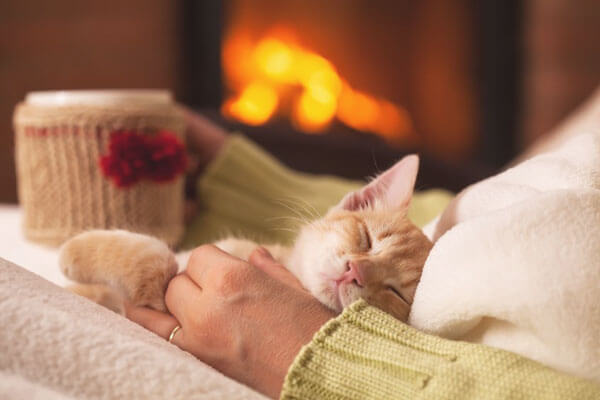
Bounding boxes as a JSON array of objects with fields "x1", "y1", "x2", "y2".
[
  {"x1": 293, "y1": 89, "x2": 337, "y2": 132},
  {"x1": 223, "y1": 36, "x2": 415, "y2": 141},
  {"x1": 222, "y1": 82, "x2": 278, "y2": 126},
  {"x1": 254, "y1": 38, "x2": 296, "y2": 83}
]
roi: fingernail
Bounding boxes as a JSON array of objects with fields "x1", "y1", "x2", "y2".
[{"x1": 255, "y1": 246, "x2": 270, "y2": 258}]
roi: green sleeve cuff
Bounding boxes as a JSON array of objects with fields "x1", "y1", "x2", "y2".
[
  {"x1": 181, "y1": 134, "x2": 452, "y2": 249},
  {"x1": 282, "y1": 300, "x2": 600, "y2": 400}
]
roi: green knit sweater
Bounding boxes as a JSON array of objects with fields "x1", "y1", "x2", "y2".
[{"x1": 182, "y1": 136, "x2": 600, "y2": 400}]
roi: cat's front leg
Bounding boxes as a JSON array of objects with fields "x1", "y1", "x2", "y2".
[
  {"x1": 68, "y1": 283, "x2": 125, "y2": 315},
  {"x1": 59, "y1": 230, "x2": 178, "y2": 311}
]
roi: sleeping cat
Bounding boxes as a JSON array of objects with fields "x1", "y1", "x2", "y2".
[{"x1": 59, "y1": 155, "x2": 432, "y2": 321}]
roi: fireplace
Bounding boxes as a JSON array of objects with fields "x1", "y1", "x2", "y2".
[
  {"x1": 221, "y1": 34, "x2": 416, "y2": 146},
  {"x1": 184, "y1": 0, "x2": 521, "y2": 191}
]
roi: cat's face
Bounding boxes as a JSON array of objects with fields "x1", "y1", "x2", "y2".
[{"x1": 288, "y1": 155, "x2": 432, "y2": 321}]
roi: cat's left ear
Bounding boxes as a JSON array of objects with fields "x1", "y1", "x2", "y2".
[{"x1": 335, "y1": 154, "x2": 419, "y2": 211}]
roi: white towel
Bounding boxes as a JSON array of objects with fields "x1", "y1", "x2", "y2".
[
  {"x1": 412, "y1": 132, "x2": 600, "y2": 382},
  {"x1": 0, "y1": 258, "x2": 266, "y2": 400}
]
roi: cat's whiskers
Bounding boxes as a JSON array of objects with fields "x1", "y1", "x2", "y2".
[
  {"x1": 272, "y1": 198, "x2": 310, "y2": 216},
  {"x1": 265, "y1": 216, "x2": 310, "y2": 231},
  {"x1": 284, "y1": 196, "x2": 321, "y2": 220},
  {"x1": 274, "y1": 197, "x2": 320, "y2": 221},
  {"x1": 268, "y1": 227, "x2": 300, "y2": 234}
]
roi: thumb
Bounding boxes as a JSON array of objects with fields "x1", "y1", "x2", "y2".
[{"x1": 249, "y1": 247, "x2": 305, "y2": 291}]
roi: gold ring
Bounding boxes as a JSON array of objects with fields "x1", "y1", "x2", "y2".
[{"x1": 168, "y1": 325, "x2": 181, "y2": 343}]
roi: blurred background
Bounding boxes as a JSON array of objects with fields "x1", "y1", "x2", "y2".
[{"x1": 1, "y1": 0, "x2": 600, "y2": 203}]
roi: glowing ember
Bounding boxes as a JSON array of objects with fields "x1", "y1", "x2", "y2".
[{"x1": 222, "y1": 36, "x2": 415, "y2": 141}]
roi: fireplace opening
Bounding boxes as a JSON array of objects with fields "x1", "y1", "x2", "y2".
[{"x1": 185, "y1": 0, "x2": 521, "y2": 191}]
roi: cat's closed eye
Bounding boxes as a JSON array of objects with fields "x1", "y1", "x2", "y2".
[
  {"x1": 387, "y1": 286, "x2": 408, "y2": 303},
  {"x1": 359, "y1": 222, "x2": 372, "y2": 251}
]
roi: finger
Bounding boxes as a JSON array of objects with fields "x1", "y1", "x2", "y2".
[
  {"x1": 125, "y1": 303, "x2": 179, "y2": 341},
  {"x1": 248, "y1": 247, "x2": 305, "y2": 291},
  {"x1": 178, "y1": 105, "x2": 226, "y2": 156},
  {"x1": 165, "y1": 273, "x2": 203, "y2": 329},
  {"x1": 184, "y1": 199, "x2": 198, "y2": 223},
  {"x1": 185, "y1": 244, "x2": 239, "y2": 288}
]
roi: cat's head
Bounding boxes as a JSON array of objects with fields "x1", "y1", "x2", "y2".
[{"x1": 288, "y1": 155, "x2": 432, "y2": 321}]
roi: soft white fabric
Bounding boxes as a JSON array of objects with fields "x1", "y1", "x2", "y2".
[
  {"x1": 0, "y1": 204, "x2": 67, "y2": 286},
  {"x1": 412, "y1": 132, "x2": 600, "y2": 382},
  {"x1": 0, "y1": 372, "x2": 76, "y2": 400},
  {"x1": 0, "y1": 257, "x2": 266, "y2": 400}
]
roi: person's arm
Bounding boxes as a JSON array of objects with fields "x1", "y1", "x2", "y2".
[{"x1": 282, "y1": 300, "x2": 600, "y2": 400}]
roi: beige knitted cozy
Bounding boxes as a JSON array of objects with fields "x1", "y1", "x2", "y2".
[{"x1": 13, "y1": 102, "x2": 186, "y2": 247}]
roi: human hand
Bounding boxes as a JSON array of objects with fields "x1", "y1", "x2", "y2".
[
  {"x1": 179, "y1": 105, "x2": 228, "y2": 221},
  {"x1": 179, "y1": 105, "x2": 227, "y2": 168},
  {"x1": 126, "y1": 245, "x2": 335, "y2": 399}
]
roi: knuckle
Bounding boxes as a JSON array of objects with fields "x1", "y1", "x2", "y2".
[
  {"x1": 189, "y1": 244, "x2": 217, "y2": 264},
  {"x1": 166, "y1": 273, "x2": 185, "y2": 290},
  {"x1": 247, "y1": 248, "x2": 263, "y2": 266},
  {"x1": 187, "y1": 244, "x2": 219, "y2": 274},
  {"x1": 211, "y1": 262, "x2": 250, "y2": 295}
]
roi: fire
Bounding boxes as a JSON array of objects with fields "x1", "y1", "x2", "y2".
[
  {"x1": 223, "y1": 36, "x2": 415, "y2": 141},
  {"x1": 222, "y1": 82, "x2": 278, "y2": 126},
  {"x1": 294, "y1": 89, "x2": 337, "y2": 132},
  {"x1": 253, "y1": 38, "x2": 296, "y2": 83}
]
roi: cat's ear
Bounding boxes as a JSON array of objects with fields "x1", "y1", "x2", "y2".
[{"x1": 335, "y1": 154, "x2": 419, "y2": 211}]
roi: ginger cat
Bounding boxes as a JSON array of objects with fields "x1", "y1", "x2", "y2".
[{"x1": 59, "y1": 155, "x2": 432, "y2": 321}]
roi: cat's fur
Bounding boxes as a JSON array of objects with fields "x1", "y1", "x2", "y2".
[{"x1": 60, "y1": 155, "x2": 432, "y2": 321}]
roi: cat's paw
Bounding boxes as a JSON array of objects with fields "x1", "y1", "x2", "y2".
[
  {"x1": 68, "y1": 283, "x2": 125, "y2": 315},
  {"x1": 59, "y1": 230, "x2": 178, "y2": 311}
]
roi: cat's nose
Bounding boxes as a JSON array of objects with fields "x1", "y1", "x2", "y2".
[{"x1": 342, "y1": 261, "x2": 364, "y2": 287}]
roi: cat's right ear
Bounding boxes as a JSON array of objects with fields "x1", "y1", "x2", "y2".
[{"x1": 334, "y1": 154, "x2": 419, "y2": 212}]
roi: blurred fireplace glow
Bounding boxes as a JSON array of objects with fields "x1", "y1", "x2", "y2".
[{"x1": 222, "y1": 35, "x2": 415, "y2": 142}]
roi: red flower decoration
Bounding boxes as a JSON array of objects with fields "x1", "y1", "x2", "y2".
[{"x1": 99, "y1": 130, "x2": 187, "y2": 188}]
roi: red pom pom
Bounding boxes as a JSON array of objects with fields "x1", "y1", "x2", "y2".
[
  {"x1": 146, "y1": 131, "x2": 188, "y2": 183},
  {"x1": 99, "y1": 130, "x2": 186, "y2": 188}
]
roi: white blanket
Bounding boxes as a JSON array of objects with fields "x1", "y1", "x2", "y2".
[
  {"x1": 412, "y1": 132, "x2": 600, "y2": 382},
  {"x1": 0, "y1": 258, "x2": 266, "y2": 400}
]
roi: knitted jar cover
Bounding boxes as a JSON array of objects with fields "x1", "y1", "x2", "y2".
[{"x1": 13, "y1": 102, "x2": 186, "y2": 247}]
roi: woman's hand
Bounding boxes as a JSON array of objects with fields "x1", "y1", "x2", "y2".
[
  {"x1": 180, "y1": 105, "x2": 227, "y2": 168},
  {"x1": 126, "y1": 246, "x2": 335, "y2": 399},
  {"x1": 179, "y1": 106, "x2": 228, "y2": 221}
]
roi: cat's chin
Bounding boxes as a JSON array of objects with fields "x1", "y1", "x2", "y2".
[
  {"x1": 338, "y1": 291, "x2": 362, "y2": 309},
  {"x1": 321, "y1": 281, "x2": 361, "y2": 312},
  {"x1": 317, "y1": 281, "x2": 343, "y2": 312},
  {"x1": 339, "y1": 294, "x2": 358, "y2": 309}
]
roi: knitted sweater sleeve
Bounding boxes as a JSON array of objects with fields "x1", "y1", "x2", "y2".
[
  {"x1": 183, "y1": 135, "x2": 599, "y2": 399},
  {"x1": 181, "y1": 134, "x2": 451, "y2": 247},
  {"x1": 282, "y1": 300, "x2": 599, "y2": 400}
]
